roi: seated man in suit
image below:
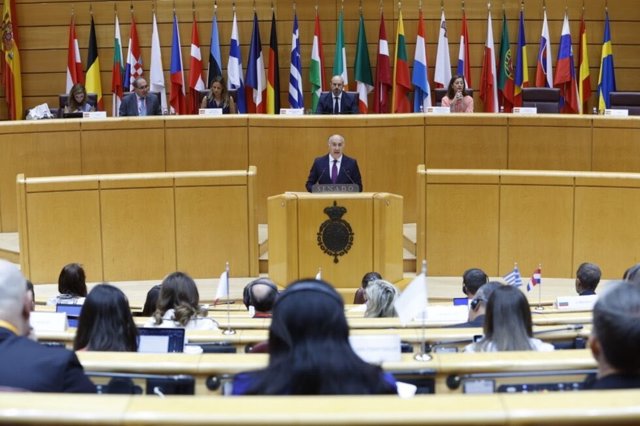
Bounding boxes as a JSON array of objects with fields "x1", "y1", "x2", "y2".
[
  {"x1": 119, "y1": 77, "x2": 162, "y2": 117},
  {"x1": 305, "y1": 134, "x2": 363, "y2": 192},
  {"x1": 585, "y1": 281, "x2": 640, "y2": 389},
  {"x1": 449, "y1": 281, "x2": 502, "y2": 328},
  {"x1": 315, "y1": 75, "x2": 359, "y2": 114},
  {"x1": 575, "y1": 262, "x2": 601, "y2": 296},
  {"x1": 0, "y1": 260, "x2": 95, "y2": 392}
]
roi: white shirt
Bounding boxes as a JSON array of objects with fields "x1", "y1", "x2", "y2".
[
  {"x1": 328, "y1": 154, "x2": 343, "y2": 178},
  {"x1": 463, "y1": 337, "x2": 555, "y2": 353},
  {"x1": 144, "y1": 308, "x2": 218, "y2": 330}
]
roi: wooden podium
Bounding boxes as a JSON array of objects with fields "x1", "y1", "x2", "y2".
[{"x1": 268, "y1": 192, "x2": 403, "y2": 288}]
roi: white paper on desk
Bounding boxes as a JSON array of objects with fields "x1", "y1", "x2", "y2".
[
  {"x1": 30, "y1": 311, "x2": 67, "y2": 332},
  {"x1": 199, "y1": 108, "x2": 223, "y2": 115},
  {"x1": 349, "y1": 334, "x2": 401, "y2": 364},
  {"x1": 417, "y1": 305, "x2": 469, "y2": 324}
]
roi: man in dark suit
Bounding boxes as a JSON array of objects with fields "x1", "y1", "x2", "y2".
[
  {"x1": 305, "y1": 134, "x2": 363, "y2": 192},
  {"x1": 448, "y1": 282, "x2": 501, "y2": 328},
  {"x1": 575, "y1": 262, "x2": 601, "y2": 296},
  {"x1": 0, "y1": 260, "x2": 95, "y2": 392},
  {"x1": 315, "y1": 75, "x2": 359, "y2": 114},
  {"x1": 585, "y1": 281, "x2": 640, "y2": 389},
  {"x1": 118, "y1": 77, "x2": 162, "y2": 117}
]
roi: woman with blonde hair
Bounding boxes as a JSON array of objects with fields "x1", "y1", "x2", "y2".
[
  {"x1": 364, "y1": 279, "x2": 399, "y2": 318},
  {"x1": 64, "y1": 83, "x2": 94, "y2": 113}
]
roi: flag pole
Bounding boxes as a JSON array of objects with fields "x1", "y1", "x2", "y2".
[
  {"x1": 535, "y1": 263, "x2": 544, "y2": 311},
  {"x1": 414, "y1": 259, "x2": 432, "y2": 362},
  {"x1": 222, "y1": 261, "x2": 236, "y2": 335}
]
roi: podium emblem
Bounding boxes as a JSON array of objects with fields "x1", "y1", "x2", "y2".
[{"x1": 317, "y1": 201, "x2": 354, "y2": 263}]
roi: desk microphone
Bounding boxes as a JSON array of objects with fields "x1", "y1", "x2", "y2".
[
  {"x1": 345, "y1": 169, "x2": 359, "y2": 190},
  {"x1": 316, "y1": 166, "x2": 328, "y2": 185}
]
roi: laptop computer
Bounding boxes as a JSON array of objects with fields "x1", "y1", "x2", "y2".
[
  {"x1": 55, "y1": 303, "x2": 83, "y2": 328},
  {"x1": 137, "y1": 327, "x2": 185, "y2": 353}
]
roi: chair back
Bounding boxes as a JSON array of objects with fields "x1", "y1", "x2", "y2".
[
  {"x1": 522, "y1": 87, "x2": 560, "y2": 113},
  {"x1": 609, "y1": 92, "x2": 640, "y2": 115}
]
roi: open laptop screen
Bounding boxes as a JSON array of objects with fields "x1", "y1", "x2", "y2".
[
  {"x1": 137, "y1": 327, "x2": 185, "y2": 353},
  {"x1": 55, "y1": 303, "x2": 83, "y2": 328}
]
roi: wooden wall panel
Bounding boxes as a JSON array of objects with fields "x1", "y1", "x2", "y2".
[{"x1": 13, "y1": 0, "x2": 640, "y2": 119}]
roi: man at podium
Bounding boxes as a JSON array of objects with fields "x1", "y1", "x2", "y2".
[{"x1": 305, "y1": 134, "x2": 363, "y2": 192}]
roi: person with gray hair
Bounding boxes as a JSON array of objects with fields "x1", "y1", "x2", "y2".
[
  {"x1": 450, "y1": 281, "x2": 502, "y2": 328},
  {"x1": 586, "y1": 281, "x2": 640, "y2": 389},
  {"x1": 575, "y1": 262, "x2": 601, "y2": 296},
  {"x1": 0, "y1": 260, "x2": 95, "y2": 392},
  {"x1": 364, "y1": 280, "x2": 399, "y2": 318}
]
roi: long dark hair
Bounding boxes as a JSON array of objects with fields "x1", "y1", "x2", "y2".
[
  {"x1": 153, "y1": 271, "x2": 206, "y2": 326},
  {"x1": 475, "y1": 285, "x2": 534, "y2": 351},
  {"x1": 243, "y1": 279, "x2": 396, "y2": 395},
  {"x1": 74, "y1": 284, "x2": 138, "y2": 351},
  {"x1": 446, "y1": 74, "x2": 468, "y2": 100},
  {"x1": 58, "y1": 263, "x2": 88, "y2": 297}
]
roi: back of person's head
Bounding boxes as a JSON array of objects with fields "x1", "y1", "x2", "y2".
[
  {"x1": 247, "y1": 279, "x2": 395, "y2": 395},
  {"x1": 0, "y1": 260, "x2": 28, "y2": 330},
  {"x1": 479, "y1": 285, "x2": 533, "y2": 351},
  {"x1": 26, "y1": 280, "x2": 35, "y2": 312},
  {"x1": 154, "y1": 271, "x2": 204, "y2": 326},
  {"x1": 576, "y1": 262, "x2": 602, "y2": 292},
  {"x1": 74, "y1": 284, "x2": 138, "y2": 352},
  {"x1": 142, "y1": 284, "x2": 162, "y2": 317},
  {"x1": 462, "y1": 268, "x2": 489, "y2": 297},
  {"x1": 57, "y1": 263, "x2": 87, "y2": 297},
  {"x1": 243, "y1": 278, "x2": 278, "y2": 313},
  {"x1": 470, "y1": 281, "x2": 502, "y2": 312},
  {"x1": 361, "y1": 272, "x2": 382, "y2": 289},
  {"x1": 623, "y1": 263, "x2": 640, "y2": 284},
  {"x1": 591, "y1": 281, "x2": 640, "y2": 374},
  {"x1": 364, "y1": 280, "x2": 398, "y2": 318}
]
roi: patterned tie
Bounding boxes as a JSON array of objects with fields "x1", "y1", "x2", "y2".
[
  {"x1": 331, "y1": 159, "x2": 338, "y2": 184},
  {"x1": 333, "y1": 97, "x2": 339, "y2": 114},
  {"x1": 139, "y1": 98, "x2": 146, "y2": 116}
]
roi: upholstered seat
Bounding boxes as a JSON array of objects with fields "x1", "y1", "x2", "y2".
[
  {"x1": 609, "y1": 92, "x2": 640, "y2": 115},
  {"x1": 522, "y1": 87, "x2": 561, "y2": 114}
]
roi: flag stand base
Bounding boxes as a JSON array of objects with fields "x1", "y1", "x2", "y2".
[
  {"x1": 413, "y1": 352, "x2": 432, "y2": 362},
  {"x1": 534, "y1": 305, "x2": 545, "y2": 311},
  {"x1": 222, "y1": 328, "x2": 236, "y2": 335}
]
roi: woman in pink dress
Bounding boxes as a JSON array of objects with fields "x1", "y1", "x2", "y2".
[{"x1": 441, "y1": 74, "x2": 474, "y2": 113}]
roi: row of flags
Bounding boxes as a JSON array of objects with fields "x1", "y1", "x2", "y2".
[
  {"x1": 3, "y1": 4, "x2": 620, "y2": 120},
  {"x1": 503, "y1": 264, "x2": 542, "y2": 293}
]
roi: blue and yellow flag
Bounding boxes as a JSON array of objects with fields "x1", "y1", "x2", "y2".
[{"x1": 597, "y1": 11, "x2": 616, "y2": 113}]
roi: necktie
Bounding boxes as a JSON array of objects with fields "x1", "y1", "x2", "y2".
[
  {"x1": 331, "y1": 160, "x2": 338, "y2": 184},
  {"x1": 333, "y1": 97, "x2": 339, "y2": 114},
  {"x1": 139, "y1": 98, "x2": 146, "y2": 116}
]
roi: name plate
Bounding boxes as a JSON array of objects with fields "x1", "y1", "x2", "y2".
[
  {"x1": 83, "y1": 111, "x2": 107, "y2": 119},
  {"x1": 556, "y1": 294, "x2": 597, "y2": 311},
  {"x1": 30, "y1": 311, "x2": 68, "y2": 332},
  {"x1": 311, "y1": 183, "x2": 360, "y2": 193},
  {"x1": 349, "y1": 334, "x2": 402, "y2": 363},
  {"x1": 199, "y1": 108, "x2": 223, "y2": 116},
  {"x1": 426, "y1": 106, "x2": 451, "y2": 114},
  {"x1": 604, "y1": 108, "x2": 629, "y2": 117},
  {"x1": 419, "y1": 305, "x2": 469, "y2": 324},
  {"x1": 513, "y1": 107, "x2": 538, "y2": 114},
  {"x1": 279, "y1": 108, "x2": 304, "y2": 115}
]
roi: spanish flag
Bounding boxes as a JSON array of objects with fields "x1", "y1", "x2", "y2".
[{"x1": 1, "y1": 0, "x2": 22, "y2": 120}]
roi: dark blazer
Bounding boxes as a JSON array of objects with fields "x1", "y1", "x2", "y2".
[
  {"x1": 119, "y1": 92, "x2": 162, "y2": 117},
  {"x1": 305, "y1": 154, "x2": 363, "y2": 192},
  {"x1": 0, "y1": 327, "x2": 96, "y2": 392},
  {"x1": 315, "y1": 92, "x2": 359, "y2": 114},
  {"x1": 584, "y1": 373, "x2": 640, "y2": 390}
]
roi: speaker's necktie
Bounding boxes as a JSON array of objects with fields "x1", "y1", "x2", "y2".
[{"x1": 331, "y1": 160, "x2": 338, "y2": 184}]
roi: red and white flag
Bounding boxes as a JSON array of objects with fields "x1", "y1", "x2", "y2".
[
  {"x1": 66, "y1": 15, "x2": 84, "y2": 92},
  {"x1": 188, "y1": 17, "x2": 205, "y2": 114}
]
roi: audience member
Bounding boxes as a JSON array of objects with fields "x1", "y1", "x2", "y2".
[
  {"x1": 243, "y1": 278, "x2": 278, "y2": 317},
  {"x1": 47, "y1": 263, "x2": 87, "y2": 306},
  {"x1": 146, "y1": 271, "x2": 218, "y2": 330},
  {"x1": 74, "y1": 284, "x2": 138, "y2": 352},
  {"x1": 119, "y1": 77, "x2": 162, "y2": 116},
  {"x1": 585, "y1": 281, "x2": 640, "y2": 389},
  {"x1": 232, "y1": 279, "x2": 397, "y2": 395},
  {"x1": 450, "y1": 281, "x2": 502, "y2": 328},
  {"x1": 623, "y1": 263, "x2": 640, "y2": 283},
  {"x1": 305, "y1": 134, "x2": 363, "y2": 192},
  {"x1": 64, "y1": 83, "x2": 94, "y2": 114},
  {"x1": 575, "y1": 262, "x2": 601, "y2": 296},
  {"x1": 0, "y1": 260, "x2": 95, "y2": 392},
  {"x1": 462, "y1": 268, "x2": 489, "y2": 298},
  {"x1": 141, "y1": 284, "x2": 162, "y2": 317},
  {"x1": 315, "y1": 75, "x2": 359, "y2": 114},
  {"x1": 200, "y1": 76, "x2": 236, "y2": 114},
  {"x1": 353, "y1": 271, "x2": 382, "y2": 304},
  {"x1": 364, "y1": 280, "x2": 399, "y2": 318},
  {"x1": 464, "y1": 285, "x2": 554, "y2": 352},
  {"x1": 440, "y1": 75, "x2": 474, "y2": 112}
]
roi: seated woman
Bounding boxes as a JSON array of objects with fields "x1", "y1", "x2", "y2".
[
  {"x1": 353, "y1": 271, "x2": 382, "y2": 304},
  {"x1": 47, "y1": 263, "x2": 88, "y2": 306},
  {"x1": 464, "y1": 285, "x2": 554, "y2": 352},
  {"x1": 440, "y1": 74, "x2": 474, "y2": 113},
  {"x1": 64, "y1": 83, "x2": 95, "y2": 114},
  {"x1": 364, "y1": 279, "x2": 399, "y2": 318},
  {"x1": 200, "y1": 76, "x2": 236, "y2": 114},
  {"x1": 145, "y1": 271, "x2": 218, "y2": 330},
  {"x1": 232, "y1": 279, "x2": 397, "y2": 395},
  {"x1": 141, "y1": 284, "x2": 162, "y2": 317},
  {"x1": 73, "y1": 284, "x2": 138, "y2": 351}
]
